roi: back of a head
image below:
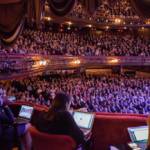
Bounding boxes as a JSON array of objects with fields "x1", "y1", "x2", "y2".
[
  {"x1": 46, "y1": 92, "x2": 70, "y2": 120},
  {"x1": 51, "y1": 92, "x2": 70, "y2": 112}
]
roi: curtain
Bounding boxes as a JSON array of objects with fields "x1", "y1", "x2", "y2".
[
  {"x1": 130, "y1": 0, "x2": 150, "y2": 18},
  {"x1": 87, "y1": 0, "x2": 99, "y2": 15},
  {"x1": 79, "y1": 0, "x2": 99, "y2": 15},
  {"x1": 1, "y1": 18, "x2": 24, "y2": 44},
  {"x1": 48, "y1": 0, "x2": 75, "y2": 16},
  {"x1": 0, "y1": 0, "x2": 20, "y2": 4},
  {"x1": 0, "y1": 0, "x2": 27, "y2": 44},
  {"x1": 27, "y1": 0, "x2": 45, "y2": 27}
]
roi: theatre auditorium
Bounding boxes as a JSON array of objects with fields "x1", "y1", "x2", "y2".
[{"x1": 0, "y1": 0, "x2": 150, "y2": 150}]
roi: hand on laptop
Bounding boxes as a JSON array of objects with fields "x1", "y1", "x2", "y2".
[
  {"x1": 110, "y1": 146, "x2": 120, "y2": 150},
  {"x1": 77, "y1": 107, "x2": 88, "y2": 112},
  {"x1": 84, "y1": 131, "x2": 92, "y2": 141}
]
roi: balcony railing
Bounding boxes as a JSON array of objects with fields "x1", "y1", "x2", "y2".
[{"x1": 0, "y1": 54, "x2": 150, "y2": 80}]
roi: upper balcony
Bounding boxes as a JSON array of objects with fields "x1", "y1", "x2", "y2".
[{"x1": 44, "y1": 1, "x2": 150, "y2": 29}]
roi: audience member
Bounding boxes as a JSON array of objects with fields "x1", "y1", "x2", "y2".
[
  {"x1": 0, "y1": 87, "x2": 32, "y2": 150},
  {"x1": 32, "y1": 92, "x2": 86, "y2": 149}
]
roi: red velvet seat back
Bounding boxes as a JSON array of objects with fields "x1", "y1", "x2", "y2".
[
  {"x1": 29, "y1": 126, "x2": 76, "y2": 150},
  {"x1": 91, "y1": 114, "x2": 147, "y2": 150}
]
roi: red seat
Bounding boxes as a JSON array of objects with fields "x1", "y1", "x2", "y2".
[{"x1": 29, "y1": 126, "x2": 76, "y2": 150}]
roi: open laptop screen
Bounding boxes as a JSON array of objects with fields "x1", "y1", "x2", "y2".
[
  {"x1": 128, "y1": 126, "x2": 148, "y2": 142},
  {"x1": 73, "y1": 111, "x2": 94, "y2": 129},
  {"x1": 8, "y1": 96, "x2": 16, "y2": 102},
  {"x1": 19, "y1": 105, "x2": 34, "y2": 119}
]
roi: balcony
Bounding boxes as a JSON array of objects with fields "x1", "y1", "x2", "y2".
[{"x1": 0, "y1": 54, "x2": 150, "y2": 80}]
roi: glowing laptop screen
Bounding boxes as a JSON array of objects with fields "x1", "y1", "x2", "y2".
[
  {"x1": 73, "y1": 111, "x2": 94, "y2": 129},
  {"x1": 128, "y1": 126, "x2": 148, "y2": 142},
  {"x1": 19, "y1": 105, "x2": 34, "y2": 119}
]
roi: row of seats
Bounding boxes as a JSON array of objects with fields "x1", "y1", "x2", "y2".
[{"x1": 10, "y1": 102, "x2": 147, "y2": 150}]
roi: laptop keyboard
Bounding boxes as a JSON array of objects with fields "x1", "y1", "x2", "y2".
[{"x1": 15, "y1": 118, "x2": 29, "y2": 124}]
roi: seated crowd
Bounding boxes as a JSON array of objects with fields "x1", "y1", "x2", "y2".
[
  {"x1": 0, "y1": 29, "x2": 150, "y2": 56},
  {"x1": 68, "y1": 0, "x2": 138, "y2": 23},
  {"x1": 0, "y1": 0, "x2": 150, "y2": 149},
  {"x1": 1, "y1": 74, "x2": 150, "y2": 114}
]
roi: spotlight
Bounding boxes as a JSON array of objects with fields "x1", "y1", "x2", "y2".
[
  {"x1": 106, "y1": 26, "x2": 109, "y2": 29},
  {"x1": 114, "y1": 18, "x2": 122, "y2": 24},
  {"x1": 74, "y1": 60, "x2": 81, "y2": 64},
  {"x1": 67, "y1": 21, "x2": 72, "y2": 25},
  {"x1": 44, "y1": 17, "x2": 52, "y2": 21},
  {"x1": 145, "y1": 19, "x2": 150, "y2": 24},
  {"x1": 39, "y1": 60, "x2": 47, "y2": 66},
  {"x1": 109, "y1": 58, "x2": 119, "y2": 64},
  {"x1": 72, "y1": 59, "x2": 81, "y2": 65},
  {"x1": 67, "y1": 26, "x2": 71, "y2": 30},
  {"x1": 87, "y1": 24, "x2": 92, "y2": 28},
  {"x1": 141, "y1": 27, "x2": 145, "y2": 30}
]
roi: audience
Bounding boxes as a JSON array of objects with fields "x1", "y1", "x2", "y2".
[
  {"x1": 1, "y1": 30, "x2": 150, "y2": 56},
  {"x1": 1, "y1": 74, "x2": 150, "y2": 115},
  {"x1": 68, "y1": 0, "x2": 139, "y2": 23},
  {"x1": 0, "y1": 1, "x2": 149, "y2": 149}
]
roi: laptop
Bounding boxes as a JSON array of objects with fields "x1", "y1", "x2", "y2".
[
  {"x1": 15, "y1": 105, "x2": 34, "y2": 124},
  {"x1": 8, "y1": 96, "x2": 16, "y2": 102},
  {"x1": 72, "y1": 111, "x2": 95, "y2": 136},
  {"x1": 127, "y1": 126, "x2": 148, "y2": 150}
]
